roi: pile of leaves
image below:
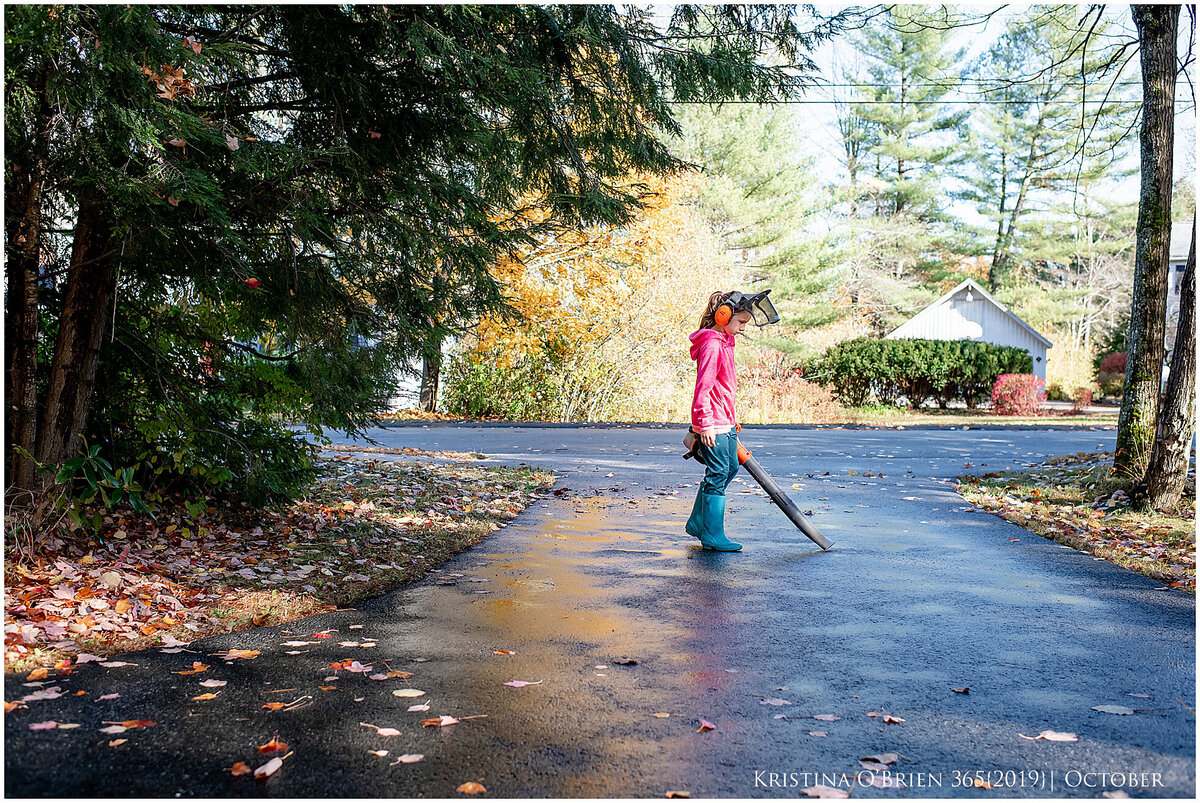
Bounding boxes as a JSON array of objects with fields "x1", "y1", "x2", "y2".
[
  {"x1": 4, "y1": 455, "x2": 554, "y2": 671},
  {"x1": 957, "y1": 451, "x2": 1195, "y2": 593}
]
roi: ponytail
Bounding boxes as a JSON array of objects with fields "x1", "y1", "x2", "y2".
[{"x1": 698, "y1": 291, "x2": 731, "y2": 330}]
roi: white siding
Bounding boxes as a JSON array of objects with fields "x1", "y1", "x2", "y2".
[{"x1": 889, "y1": 286, "x2": 1049, "y2": 380}]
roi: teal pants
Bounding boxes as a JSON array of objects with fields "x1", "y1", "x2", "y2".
[{"x1": 697, "y1": 430, "x2": 740, "y2": 495}]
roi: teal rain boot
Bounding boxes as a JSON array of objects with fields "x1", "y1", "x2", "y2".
[
  {"x1": 685, "y1": 491, "x2": 705, "y2": 541},
  {"x1": 698, "y1": 493, "x2": 742, "y2": 551}
]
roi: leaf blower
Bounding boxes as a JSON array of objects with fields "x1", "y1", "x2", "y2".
[{"x1": 683, "y1": 430, "x2": 833, "y2": 551}]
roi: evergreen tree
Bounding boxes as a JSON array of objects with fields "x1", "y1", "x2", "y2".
[
  {"x1": 958, "y1": 6, "x2": 1138, "y2": 290},
  {"x1": 5, "y1": 4, "x2": 841, "y2": 502}
]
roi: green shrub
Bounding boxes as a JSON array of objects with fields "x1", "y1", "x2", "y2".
[
  {"x1": 809, "y1": 337, "x2": 1032, "y2": 409},
  {"x1": 441, "y1": 347, "x2": 564, "y2": 420}
]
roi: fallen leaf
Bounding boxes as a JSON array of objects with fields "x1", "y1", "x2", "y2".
[
  {"x1": 318, "y1": 686, "x2": 336, "y2": 691},
  {"x1": 311, "y1": 633, "x2": 332, "y2": 639},
  {"x1": 99, "y1": 725, "x2": 127, "y2": 734},
  {"x1": 368, "y1": 749, "x2": 389, "y2": 757},
  {"x1": 760, "y1": 697, "x2": 791, "y2": 706},
  {"x1": 262, "y1": 703, "x2": 287, "y2": 711},
  {"x1": 801, "y1": 785, "x2": 850, "y2": 798},
  {"x1": 29, "y1": 721, "x2": 58, "y2": 730},
  {"x1": 4, "y1": 701, "x2": 23, "y2": 713},
  {"x1": 696, "y1": 719, "x2": 715, "y2": 733},
  {"x1": 653, "y1": 713, "x2": 670, "y2": 718},
  {"x1": 258, "y1": 738, "x2": 289, "y2": 754},
  {"x1": 1126, "y1": 693, "x2": 1151, "y2": 699},
  {"x1": 861, "y1": 752, "x2": 899, "y2": 765},
  {"x1": 493, "y1": 649, "x2": 515, "y2": 655},
  {"x1": 118, "y1": 719, "x2": 156, "y2": 729},
  {"x1": 231, "y1": 762, "x2": 252, "y2": 776},
  {"x1": 27, "y1": 668, "x2": 48, "y2": 680},
  {"x1": 666, "y1": 792, "x2": 690, "y2": 798},
  {"x1": 191, "y1": 692, "x2": 220, "y2": 701},
  {"x1": 1092, "y1": 705, "x2": 1136, "y2": 715},
  {"x1": 220, "y1": 649, "x2": 260, "y2": 660},
  {"x1": 407, "y1": 704, "x2": 430, "y2": 712},
  {"x1": 882, "y1": 714, "x2": 905, "y2": 724},
  {"x1": 503, "y1": 680, "x2": 542, "y2": 687},
  {"x1": 808, "y1": 731, "x2": 827, "y2": 737},
  {"x1": 254, "y1": 757, "x2": 283, "y2": 779},
  {"x1": 613, "y1": 657, "x2": 638, "y2": 665},
  {"x1": 1019, "y1": 730, "x2": 1079, "y2": 742},
  {"x1": 225, "y1": 133, "x2": 239, "y2": 151},
  {"x1": 282, "y1": 641, "x2": 315, "y2": 647},
  {"x1": 108, "y1": 739, "x2": 128, "y2": 747},
  {"x1": 199, "y1": 679, "x2": 227, "y2": 688},
  {"x1": 99, "y1": 661, "x2": 136, "y2": 668},
  {"x1": 360, "y1": 722, "x2": 401, "y2": 737},
  {"x1": 974, "y1": 778, "x2": 994, "y2": 789},
  {"x1": 395, "y1": 753, "x2": 424, "y2": 763},
  {"x1": 392, "y1": 689, "x2": 425, "y2": 698},
  {"x1": 812, "y1": 714, "x2": 839, "y2": 722},
  {"x1": 422, "y1": 715, "x2": 459, "y2": 727},
  {"x1": 175, "y1": 661, "x2": 209, "y2": 675},
  {"x1": 456, "y1": 782, "x2": 486, "y2": 794},
  {"x1": 952, "y1": 687, "x2": 969, "y2": 694},
  {"x1": 98, "y1": 693, "x2": 121, "y2": 700},
  {"x1": 75, "y1": 654, "x2": 103, "y2": 664}
]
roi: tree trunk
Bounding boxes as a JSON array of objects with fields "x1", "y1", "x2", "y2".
[
  {"x1": 5, "y1": 164, "x2": 45, "y2": 495},
  {"x1": 5, "y1": 65, "x2": 52, "y2": 495},
  {"x1": 34, "y1": 199, "x2": 118, "y2": 472},
  {"x1": 1141, "y1": 219, "x2": 1195, "y2": 512},
  {"x1": 991, "y1": 103, "x2": 1047, "y2": 289},
  {"x1": 419, "y1": 347, "x2": 441, "y2": 413},
  {"x1": 1115, "y1": 5, "x2": 1178, "y2": 476}
]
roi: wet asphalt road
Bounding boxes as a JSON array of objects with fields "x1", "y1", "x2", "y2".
[{"x1": 4, "y1": 425, "x2": 1195, "y2": 798}]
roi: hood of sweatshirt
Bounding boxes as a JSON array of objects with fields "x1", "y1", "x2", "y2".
[{"x1": 689, "y1": 328, "x2": 735, "y2": 361}]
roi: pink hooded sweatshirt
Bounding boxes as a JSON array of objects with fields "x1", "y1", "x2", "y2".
[{"x1": 689, "y1": 328, "x2": 738, "y2": 432}]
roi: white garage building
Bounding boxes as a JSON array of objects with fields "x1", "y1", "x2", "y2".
[{"x1": 886, "y1": 278, "x2": 1053, "y2": 380}]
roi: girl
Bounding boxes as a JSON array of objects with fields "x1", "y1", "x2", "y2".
[{"x1": 685, "y1": 291, "x2": 754, "y2": 551}]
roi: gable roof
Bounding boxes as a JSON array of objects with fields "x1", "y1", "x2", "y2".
[{"x1": 888, "y1": 278, "x2": 1053, "y2": 348}]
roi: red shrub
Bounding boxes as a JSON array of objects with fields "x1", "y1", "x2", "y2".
[
  {"x1": 1099, "y1": 352, "x2": 1127, "y2": 374},
  {"x1": 1069, "y1": 387, "x2": 1093, "y2": 414},
  {"x1": 991, "y1": 373, "x2": 1046, "y2": 415}
]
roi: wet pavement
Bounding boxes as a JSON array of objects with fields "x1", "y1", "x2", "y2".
[{"x1": 5, "y1": 425, "x2": 1195, "y2": 798}]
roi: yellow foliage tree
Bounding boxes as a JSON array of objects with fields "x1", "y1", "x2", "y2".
[{"x1": 451, "y1": 171, "x2": 736, "y2": 421}]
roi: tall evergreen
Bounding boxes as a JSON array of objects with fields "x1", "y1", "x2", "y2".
[{"x1": 958, "y1": 7, "x2": 1138, "y2": 290}]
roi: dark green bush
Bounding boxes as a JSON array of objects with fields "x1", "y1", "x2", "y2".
[{"x1": 809, "y1": 338, "x2": 1032, "y2": 409}]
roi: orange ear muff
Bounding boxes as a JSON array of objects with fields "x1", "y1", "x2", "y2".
[{"x1": 714, "y1": 302, "x2": 733, "y2": 327}]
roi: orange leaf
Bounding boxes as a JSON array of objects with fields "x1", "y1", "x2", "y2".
[
  {"x1": 262, "y1": 703, "x2": 286, "y2": 711},
  {"x1": 4, "y1": 701, "x2": 22, "y2": 713},
  {"x1": 317, "y1": 686, "x2": 336, "y2": 691},
  {"x1": 696, "y1": 719, "x2": 715, "y2": 733},
  {"x1": 27, "y1": 668, "x2": 48, "y2": 680},
  {"x1": 220, "y1": 649, "x2": 260, "y2": 660},
  {"x1": 175, "y1": 662, "x2": 209, "y2": 675},
  {"x1": 53, "y1": 659, "x2": 72, "y2": 670},
  {"x1": 120, "y1": 719, "x2": 157, "y2": 729},
  {"x1": 108, "y1": 739, "x2": 128, "y2": 748},
  {"x1": 231, "y1": 762, "x2": 252, "y2": 776},
  {"x1": 456, "y1": 782, "x2": 486, "y2": 794},
  {"x1": 191, "y1": 693, "x2": 220, "y2": 701},
  {"x1": 492, "y1": 650, "x2": 515, "y2": 655},
  {"x1": 421, "y1": 715, "x2": 459, "y2": 727},
  {"x1": 257, "y1": 738, "x2": 289, "y2": 754}
]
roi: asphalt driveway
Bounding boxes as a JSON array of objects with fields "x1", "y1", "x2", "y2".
[{"x1": 5, "y1": 425, "x2": 1194, "y2": 798}]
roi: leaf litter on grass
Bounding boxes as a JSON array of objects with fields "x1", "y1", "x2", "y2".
[{"x1": 5, "y1": 455, "x2": 554, "y2": 671}]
